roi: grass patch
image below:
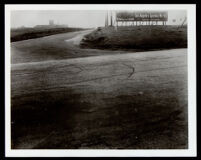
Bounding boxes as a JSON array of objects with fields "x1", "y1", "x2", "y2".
[
  {"x1": 11, "y1": 27, "x2": 85, "y2": 42},
  {"x1": 80, "y1": 25, "x2": 187, "y2": 51}
]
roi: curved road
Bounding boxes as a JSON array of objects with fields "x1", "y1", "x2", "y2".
[{"x1": 11, "y1": 30, "x2": 188, "y2": 149}]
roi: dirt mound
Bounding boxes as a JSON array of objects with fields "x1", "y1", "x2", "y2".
[{"x1": 80, "y1": 26, "x2": 187, "y2": 51}]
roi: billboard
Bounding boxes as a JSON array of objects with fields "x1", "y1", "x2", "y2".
[{"x1": 116, "y1": 11, "x2": 168, "y2": 21}]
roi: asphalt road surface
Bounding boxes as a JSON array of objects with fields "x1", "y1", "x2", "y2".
[{"x1": 11, "y1": 30, "x2": 188, "y2": 149}]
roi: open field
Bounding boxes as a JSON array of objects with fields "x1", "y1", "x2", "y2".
[
  {"x1": 81, "y1": 26, "x2": 187, "y2": 51},
  {"x1": 11, "y1": 27, "x2": 85, "y2": 42}
]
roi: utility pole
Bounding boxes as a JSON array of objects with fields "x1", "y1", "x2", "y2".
[
  {"x1": 180, "y1": 16, "x2": 187, "y2": 27},
  {"x1": 105, "y1": 11, "x2": 108, "y2": 27},
  {"x1": 177, "y1": 16, "x2": 187, "y2": 29},
  {"x1": 110, "y1": 11, "x2": 113, "y2": 26},
  {"x1": 115, "y1": 11, "x2": 118, "y2": 31}
]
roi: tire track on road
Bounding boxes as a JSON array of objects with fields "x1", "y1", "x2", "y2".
[{"x1": 12, "y1": 64, "x2": 187, "y2": 98}]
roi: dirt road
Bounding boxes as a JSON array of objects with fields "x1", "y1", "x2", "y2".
[
  {"x1": 11, "y1": 30, "x2": 188, "y2": 149},
  {"x1": 11, "y1": 30, "x2": 125, "y2": 64}
]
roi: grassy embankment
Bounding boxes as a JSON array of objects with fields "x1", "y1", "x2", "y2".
[
  {"x1": 11, "y1": 27, "x2": 84, "y2": 42},
  {"x1": 80, "y1": 25, "x2": 187, "y2": 51}
]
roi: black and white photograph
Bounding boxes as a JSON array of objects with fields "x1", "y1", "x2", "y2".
[{"x1": 5, "y1": 4, "x2": 196, "y2": 157}]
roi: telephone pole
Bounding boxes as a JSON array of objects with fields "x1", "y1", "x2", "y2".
[
  {"x1": 177, "y1": 16, "x2": 187, "y2": 29},
  {"x1": 105, "y1": 11, "x2": 108, "y2": 27},
  {"x1": 110, "y1": 11, "x2": 113, "y2": 26}
]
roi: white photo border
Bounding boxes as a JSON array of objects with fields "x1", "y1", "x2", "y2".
[{"x1": 5, "y1": 4, "x2": 197, "y2": 157}]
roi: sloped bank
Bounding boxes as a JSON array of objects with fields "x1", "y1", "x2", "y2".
[
  {"x1": 80, "y1": 26, "x2": 187, "y2": 51},
  {"x1": 11, "y1": 27, "x2": 85, "y2": 42}
]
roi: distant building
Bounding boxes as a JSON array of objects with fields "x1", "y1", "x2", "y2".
[
  {"x1": 49, "y1": 20, "x2": 54, "y2": 26},
  {"x1": 34, "y1": 20, "x2": 68, "y2": 29}
]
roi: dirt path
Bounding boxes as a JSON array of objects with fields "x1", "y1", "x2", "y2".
[
  {"x1": 65, "y1": 31, "x2": 89, "y2": 45},
  {"x1": 11, "y1": 30, "x2": 126, "y2": 64}
]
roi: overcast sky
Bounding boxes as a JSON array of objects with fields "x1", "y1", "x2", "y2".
[{"x1": 11, "y1": 10, "x2": 187, "y2": 28}]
